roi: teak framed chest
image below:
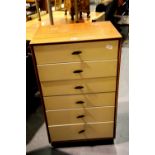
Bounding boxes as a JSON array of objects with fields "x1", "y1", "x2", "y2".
[{"x1": 30, "y1": 21, "x2": 122, "y2": 147}]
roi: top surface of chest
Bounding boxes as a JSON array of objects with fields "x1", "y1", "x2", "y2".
[{"x1": 30, "y1": 21, "x2": 122, "y2": 45}]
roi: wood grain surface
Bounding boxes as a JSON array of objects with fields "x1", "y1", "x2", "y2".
[
  {"x1": 30, "y1": 22, "x2": 122, "y2": 44},
  {"x1": 26, "y1": 11, "x2": 105, "y2": 41}
]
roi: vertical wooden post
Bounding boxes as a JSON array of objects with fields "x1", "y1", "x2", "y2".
[
  {"x1": 47, "y1": 0, "x2": 54, "y2": 25},
  {"x1": 74, "y1": 0, "x2": 78, "y2": 22},
  {"x1": 35, "y1": 0, "x2": 41, "y2": 21}
]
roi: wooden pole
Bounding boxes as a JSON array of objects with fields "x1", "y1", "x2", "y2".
[
  {"x1": 47, "y1": 0, "x2": 54, "y2": 25},
  {"x1": 74, "y1": 0, "x2": 78, "y2": 22},
  {"x1": 35, "y1": 0, "x2": 41, "y2": 21}
]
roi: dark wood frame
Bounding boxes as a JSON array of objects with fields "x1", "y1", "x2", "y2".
[
  {"x1": 52, "y1": 138, "x2": 114, "y2": 148},
  {"x1": 30, "y1": 45, "x2": 51, "y2": 143},
  {"x1": 30, "y1": 37, "x2": 122, "y2": 147},
  {"x1": 113, "y1": 38, "x2": 122, "y2": 138}
]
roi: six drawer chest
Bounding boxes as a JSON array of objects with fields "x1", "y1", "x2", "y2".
[{"x1": 30, "y1": 21, "x2": 122, "y2": 147}]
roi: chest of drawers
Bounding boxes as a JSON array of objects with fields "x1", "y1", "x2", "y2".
[{"x1": 30, "y1": 22, "x2": 122, "y2": 146}]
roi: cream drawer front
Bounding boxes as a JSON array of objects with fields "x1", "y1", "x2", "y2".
[
  {"x1": 44, "y1": 92, "x2": 115, "y2": 110},
  {"x1": 49, "y1": 122, "x2": 114, "y2": 141},
  {"x1": 46, "y1": 106, "x2": 114, "y2": 125},
  {"x1": 34, "y1": 40, "x2": 118, "y2": 65},
  {"x1": 41, "y1": 77, "x2": 116, "y2": 96},
  {"x1": 38, "y1": 60, "x2": 117, "y2": 81}
]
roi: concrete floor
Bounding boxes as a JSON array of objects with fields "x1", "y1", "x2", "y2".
[{"x1": 26, "y1": 41, "x2": 129, "y2": 155}]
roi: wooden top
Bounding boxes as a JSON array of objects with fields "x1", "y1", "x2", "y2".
[
  {"x1": 26, "y1": 11, "x2": 105, "y2": 41},
  {"x1": 26, "y1": 12, "x2": 47, "y2": 41},
  {"x1": 30, "y1": 21, "x2": 121, "y2": 45}
]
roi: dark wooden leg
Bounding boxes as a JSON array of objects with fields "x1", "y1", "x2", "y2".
[
  {"x1": 71, "y1": 14, "x2": 74, "y2": 20},
  {"x1": 70, "y1": 7, "x2": 75, "y2": 21},
  {"x1": 87, "y1": 11, "x2": 90, "y2": 18},
  {"x1": 80, "y1": 12, "x2": 82, "y2": 19},
  {"x1": 65, "y1": 10, "x2": 67, "y2": 15}
]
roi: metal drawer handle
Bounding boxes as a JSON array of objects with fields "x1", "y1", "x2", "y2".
[
  {"x1": 73, "y1": 70, "x2": 83, "y2": 74},
  {"x1": 77, "y1": 115, "x2": 85, "y2": 119},
  {"x1": 76, "y1": 101, "x2": 84, "y2": 104},
  {"x1": 78, "y1": 129, "x2": 85, "y2": 134},
  {"x1": 72, "y1": 51, "x2": 82, "y2": 55},
  {"x1": 74, "y1": 86, "x2": 84, "y2": 89}
]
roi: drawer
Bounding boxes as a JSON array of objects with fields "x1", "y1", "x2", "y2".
[
  {"x1": 46, "y1": 106, "x2": 114, "y2": 125},
  {"x1": 38, "y1": 60, "x2": 117, "y2": 81},
  {"x1": 34, "y1": 40, "x2": 118, "y2": 65},
  {"x1": 41, "y1": 77, "x2": 116, "y2": 96},
  {"x1": 44, "y1": 92, "x2": 115, "y2": 110},
  {"x1": 49, "y1": 122, "x2": 114, "y2": 141}
]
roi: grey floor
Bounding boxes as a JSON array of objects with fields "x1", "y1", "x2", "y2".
[{"x1": 26, "y1": 40, "x2": 129, "y2": 155}]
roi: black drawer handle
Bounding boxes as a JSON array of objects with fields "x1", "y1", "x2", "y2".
[
  {"x1": 73, "y1": 70, "x2": 83, "y2": 74},
  {"x1": 78, "y1": 129, "x2": 85, "y2": 134},
  {"x1": 72, "y1": 51, "x2": 82, "y2": 55},
  {"x1": 77, "y1": 115, "x2": 85, "y2": 119},
  {"x1": 74, "y1": 86, "x2": 84, "y2": 89},
  {"x1": 76, "y1": 101, "x2": 84, "y2": 104}
]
